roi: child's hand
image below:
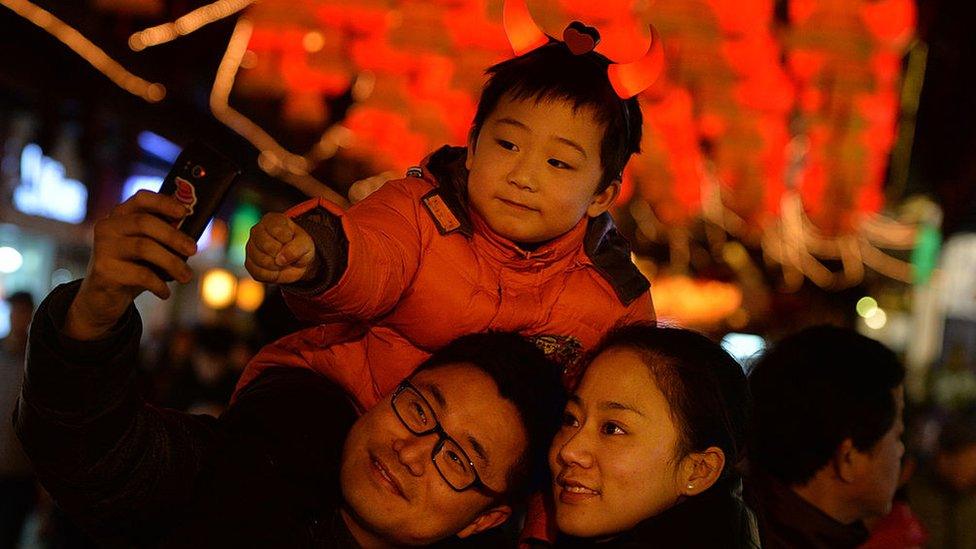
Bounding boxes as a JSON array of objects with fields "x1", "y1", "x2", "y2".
[{"x1": 245, "y1": 213, "x2": 318, "y2": 284}]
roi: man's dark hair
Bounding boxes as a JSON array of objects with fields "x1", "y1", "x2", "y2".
[
  {"x1": 412, "y1": 332, "x2": 566, "y2": 503},
  {"x1": 588, "y1": 324, "x2": 750, "y2": 481},
  {"x1": 470, "y1": 40, "x2": 643, "y2": 192},
  {"x1": 6, "y1": 291, "x2": 34, "y2": 310},
  {"x1": 748, "y1": 325, "x2": 905, "y2": 485}
]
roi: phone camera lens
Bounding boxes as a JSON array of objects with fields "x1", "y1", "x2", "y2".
[{"x1": 191, "y1": 165, "x2": 206, "y2": 178}]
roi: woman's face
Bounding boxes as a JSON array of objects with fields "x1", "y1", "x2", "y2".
[{"x1": 549, "y1": 347, "x2": 685, "y2": 538}]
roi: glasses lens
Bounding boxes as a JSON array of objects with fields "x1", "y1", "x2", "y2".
[
  {"x1": 394, "y1": 387, "x2": 436, "y2": 434},
  {"x1": 434, "y1": 438, "x2": 476, "y2": 490}
]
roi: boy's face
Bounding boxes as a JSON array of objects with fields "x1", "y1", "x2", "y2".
[{"x1": 466, "y1": 94, "x2": 618, "y2": 244}]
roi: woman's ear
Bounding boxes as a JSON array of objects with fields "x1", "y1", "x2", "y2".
[
  {"x1": 678, "y1": 447, "x2": 726, "y2": 497},
  {"x1": 586, "y1": 180, "x2": 620, "y2": 218}
]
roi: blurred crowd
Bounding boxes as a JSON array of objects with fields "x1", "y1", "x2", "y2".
[{"x1": 0, "y1": 291, "x2": 288, "y2": 548}]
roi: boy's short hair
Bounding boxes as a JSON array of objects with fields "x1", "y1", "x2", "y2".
[
  {"x1": 748, "y1": 325, "x2": 905, "y2": 485},
  {"x1": 470, "y1": 40, "x2": 643, "y2": 192},
  {"x1": 412, "y1": 332, "x2": 566, "y2": 502}
]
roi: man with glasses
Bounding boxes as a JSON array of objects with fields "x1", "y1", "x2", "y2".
[
  {"x1": 15, "y1": 191, "x2": 566, "y2": 547},
  {"x1": 390, "y1": 380, "x2": 506, "y2": 500}
]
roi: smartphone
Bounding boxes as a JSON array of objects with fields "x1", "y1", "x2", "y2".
[{"x1": 152, "y1": 142, "x2": 241, "y2": 280}]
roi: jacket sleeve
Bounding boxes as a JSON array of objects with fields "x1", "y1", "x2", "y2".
[
  {"x1": 281, "y1": 179, "x2": 426, "y2": 324},
  {"x1": 14, "y1": 281, "x2": 220, "y2": 544},
  {"x1": 620, "y1": 290, "x2": 656, "y2": 324},
  {"x1": 231, "y1": 322, "x2": 379, "y2": 412}
]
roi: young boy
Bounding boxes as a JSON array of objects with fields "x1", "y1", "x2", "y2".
[{"x1": 239, "y1": 15, "x2": 656, "y2": 409}]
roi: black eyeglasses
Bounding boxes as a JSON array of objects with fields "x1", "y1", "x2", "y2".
[{"x1": 391, "y1": 380, "x2": 504, "y2": 499}]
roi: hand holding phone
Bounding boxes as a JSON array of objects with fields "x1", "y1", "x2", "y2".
[{"x1": 67, "y1": 192, "x2": 198, "y2": 339}]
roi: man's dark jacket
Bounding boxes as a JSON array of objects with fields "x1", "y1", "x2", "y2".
[
  {"x1": 744, "y1": 470, "x2": 870, "y2": 549},
  {"x1": 14, "y1": 282, "x2": 360, "y2": 547}
]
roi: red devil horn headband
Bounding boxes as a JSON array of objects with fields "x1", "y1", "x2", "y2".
[
  {"x1": 607, "y1": 26, "x2": 665, "y2": 99},
  {"x1": 501, "y1": 0, "x2": 665, "y2": 99},
  {"x1": 502, "y1": 0, "x2": 548, "y2": 55}
]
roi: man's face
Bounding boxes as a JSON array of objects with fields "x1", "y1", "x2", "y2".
[
  {"x1": 465, "y1": 94, "x2": 616, "y2": 245},
  {"x1": 340, "y1": 363, "x2": 526, "y2": 545},
  {"x1": 851, "y1": 386, "x2": 905, "y2": 519}
]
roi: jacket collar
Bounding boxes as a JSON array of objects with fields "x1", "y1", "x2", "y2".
[
  {"x1": 558, "y1": 481, "x2": 758, "y2": 548},
  {"x1": 470, "y1": 208, "x2": 588, "y2": 265},
  {"x1": 747, "y1": 471, "x2": 869, "y2": 548}
]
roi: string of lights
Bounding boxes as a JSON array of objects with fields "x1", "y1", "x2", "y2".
[
  {"x1": 1, "y1": 0, "x2": 166, "y2": 102},
  {"x1": 210, "y1": 17, "x2": 349, "y2": 207},
  {"x1": 128, "y1": 0, "x2": 256, "y2": 51},
  {"x1": 695, "y1": 164, "x2": 921, "y2": 289}
]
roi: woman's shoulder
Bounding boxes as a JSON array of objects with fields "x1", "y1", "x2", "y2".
[{"x1": 575, "y1": 489, "x2": 760, "y2": 549}]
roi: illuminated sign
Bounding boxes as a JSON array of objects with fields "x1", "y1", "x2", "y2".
[
  {"x1": 14, "y1": 144, "x2": 88, "y2": 224},
  {"x1": 228, "y1": 202, "x2": 261, "y2": 266},
  {"x1": 137, "y1": 131, "x2": 180, "y2": 163},
  {"x1": 122, "y1": 175, "x2": 163, "y2": 201}
]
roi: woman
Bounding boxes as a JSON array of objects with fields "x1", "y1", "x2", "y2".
[{"x1": 550, "y1": 324, "x2": 758, "y2": 547}]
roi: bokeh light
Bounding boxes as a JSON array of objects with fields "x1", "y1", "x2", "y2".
[
  {"x1": 200, "y1": 268, "x2": 237, "y2": 309},
  {"x1": 236, "y1": 277, "x2": 265, "y2": 312},
  {"x1": 0, "y1": 247, "x2": 24, "y2": 274},
  {"x1": 856, "y1": 296, "x2": 879, "y2": 318},
  {"x1": 50, "y1": 268, "x2": 73, "y2": 286},
  {"x1": 302, "y1": 31, "x2": 324, "y2": 53},
  {"x1": 864, "y1": 308, "x2": 888, "y2": 330}
]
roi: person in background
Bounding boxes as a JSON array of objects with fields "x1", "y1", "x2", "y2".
[
  {"x1": 908, "y1": 410, "x2": 976, "y2": 548},
  {"x1": 0, "y1": 291, "x2": 35, "y2": 548},
  {"x1": 549, "y1": 324, "x2": 758, "y2": 547},
  {"x1": 746, "y1": 325, "x2": 906, "y2": 548}
]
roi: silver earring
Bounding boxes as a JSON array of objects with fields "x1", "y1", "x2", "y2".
[{"x1": 687, "y1": 483, "x2": 694, "y2": 490}]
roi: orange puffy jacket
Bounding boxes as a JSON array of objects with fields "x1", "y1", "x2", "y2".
[{"x1": 236, "y1": 147, "x2": 654, "y2": 410}]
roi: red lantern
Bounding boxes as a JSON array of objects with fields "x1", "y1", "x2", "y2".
[
  {"x1": 789, "y1": 0, "x2": 820, "y2": 26},
  {"x1": 860, "y1": 0, "x2": 916, "y2": 49},
  {"x1": 706, "y1": 0, "x2": 774, "y2": 35},
  {"x1": 788, "y1": 49, "x2": 827, "y2": 82}
]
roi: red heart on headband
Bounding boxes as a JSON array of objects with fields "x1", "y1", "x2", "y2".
[{"x1": 563, "y1": 22, "x2": 600, "y2": 55}]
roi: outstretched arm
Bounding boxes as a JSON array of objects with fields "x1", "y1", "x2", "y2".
[
  {"x1": 15, "y1": 191, "x2": 220, "y2": 544},
  {"x1": 247, "y1": 180, "x2": 426, "y2": 324}
]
